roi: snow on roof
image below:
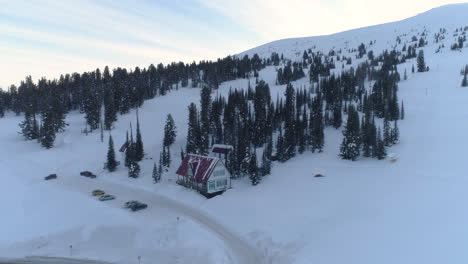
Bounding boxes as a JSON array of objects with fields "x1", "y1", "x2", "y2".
[
  {"x1": 176, "y1": 154, "x2": 220, "y2": 183},
  {"x1": 211, "y1": 144, "x2": 233, "y2": 155}
]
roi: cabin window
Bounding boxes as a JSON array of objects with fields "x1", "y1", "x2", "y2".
[
  {"x1": 213, "y1": 169, "x2": 225, "y2": 177},
  {"x1": 208, "y1": 181, "x2": 215, "y2": 190},
  {"x1": 216, "y1": 179, "x2": 227, "y2": 188}
]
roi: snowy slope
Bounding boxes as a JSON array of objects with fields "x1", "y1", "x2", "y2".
[
  {"x1": 2, "y1": 4, "x2": 468, "y2": 264},
  {"x1": 239, "y1": 3, "x2": 468, "y2": 61}
]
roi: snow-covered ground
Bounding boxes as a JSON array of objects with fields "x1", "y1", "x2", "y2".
[{"x1": 1, "y1": 3, "x2": 468, "y2": 264}]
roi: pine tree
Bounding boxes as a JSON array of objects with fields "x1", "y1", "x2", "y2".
[
  {"x1": 40, "y1": 106, "x2": 56, "y2": 149},
  {"x1": 276, "y1": 126, "x2": 285, "y2": 162},
  {"x1": 249, "y1": 151, "x2": 260, "y2": 185},
  {"x1": 186, "y1": 103, "x2": 201, "y2": 154},
  {"x1": 310, "y1": 95, "x2": 324, "y2": 152},
  {"x1": 152, "y1": 162, "x2": 161, "y2": 183},
  {"x1": 104, "y1": 89, "x2": 117, "y2": 130},
  {"x1": 283, "y1": 83, "x2": 296, "y2": 160},
  {"x1": 106, "y1": 135, "x2": 118, "y2": 172},
  {"x1": 163, "y1": 114, "x2": 177, "y2": 147},
  {"x1": 261, "y1": 137, "x2": 272, "y2": 176},
  {"x1": 391, "y1": 120, "x2": 400, "y2": 144},
  {"x1": 339, "y1": 105, "x2": 360, "y2": 161},
  {"x1": 134, "y1": 111, "x2": 144, "y2": 161},
  {"x1": 375, "y1": 126, "x2": 387, "y2": 160},
  {"x1": 400, "y1": 101, "x2": 405, "y2": 120},
  {"x1": 180, "y1": 147, "x2": 185, "y2": 161},
  {"x1": 417, "y1": 50, "x2": 426, "y2": 72},
  {"x1": 128, "y1": 160, "x2": 140, "y2": 178},
  {"x1": 412, "y1": 64, "x2": 415, "y2": 73},
  {"x1": 404, "y1": 69, "x2": 407, "y2": 80},
  {"x1": 383, "y1": 118, "x2": 391, "y2": 146},
  {"x1": 199, "y1": 86, "x2": 211, "y2": 155},
  {"x1": 462, "y1": 71, "x2": 468, "y2": 87}
]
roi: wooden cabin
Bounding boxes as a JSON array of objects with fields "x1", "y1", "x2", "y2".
[{"x1": 176, "y1": 154, "x2": 231, "y2": 197}]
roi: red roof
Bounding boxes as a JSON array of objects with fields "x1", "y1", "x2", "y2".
[
  {"x1": 119, "y1": 142, "x2": 129, "y2": 152},
  {"x1": 176, "y1": 154, "x2": 219, "y2": 183}
]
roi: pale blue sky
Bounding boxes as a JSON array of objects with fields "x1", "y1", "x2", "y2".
[{"x1": 0, "y1": 0, "x2": 461, "y2": 88}]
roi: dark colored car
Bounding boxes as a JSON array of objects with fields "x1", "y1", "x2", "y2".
[
  {"x1": 80, "y1": 171, "x2": 96, "y2": 178},
  {"x1": 44, "y1": 174, "x2": 57, "y2": 180},
  {"x1": 124, "y1": 200, "x2": 148, "y2": 211}
]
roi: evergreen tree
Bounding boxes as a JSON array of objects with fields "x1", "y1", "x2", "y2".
[
  {"x1": 40, "y1": 106, "x2": 56, "y2": 149},
  {"x1": 276, "y1": 127, "x2": 285, "y2": 162},
  {"x1": 391, "y1": 120, "x2": 400, "y2": 144},
  {"x1": 283, "y1": 83, "x2": 296, "y2": 160},
  {"x1": 412, "y1": 64, "x2": 415, "y2": 73},
  {"x1": 134, "y1": 111, "x2": 144, "y2": 161},
  {"x1": 462, "y1": 71, "x2": 468, "y2": 87},
  {"x1": 163, "y1": 114, "x2": 177, "y2": 147},
  {"x1": 261, "y1": 137, "x2": 273, "y2": 176},
  {"x1": 104, "y1": 89, "x2": 117, "y2": 130},
  {"x1": 417, "y1": 50, "x2": 426, "y2": 72},
  {"x1": 152, "y1": 162, "x2": 161, "y2": 183},
  {"x1": 249, "y1": 151, "x2": 260, "y2": 185},
  {"x1": 19, "y1": 111, "x2": 39, "y2": 140},
  {"x1": 383, "y1": 118, "x2": 391, "y2": 146},
  {"x1": 403, "y1": 69, "x2": 407, "y2": 80},
  {"x1": 339, "y1": 105, "x2": 361, "y2": 161},
  {"x1": 199, "y1": 86, "x2": 211, "y2": 155},
  {"x1": 186, "y1": 103, "x2": 201, "y2": 154},
  {"x1": 400, "y1": 101, "x2": 405, "y2": 120},
  {"x1": 375, "y1": 126, "x2": 387, "y2": 160},
  {"x1": 106, "y1": 134, "x2": 118, "y2": 172},
  {"x1": 128, "y1": 160, "x2": 140, "y2": 178},
  {"x1": 310, "y1": 95, "x2": 324, "y2": 152}
]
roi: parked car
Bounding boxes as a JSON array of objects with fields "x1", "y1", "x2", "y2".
[
  {"x1": 80, "y1": 171, "x2": 96, "y2": 178},
  {"x1": 44, "y1": 174, "x2": 57, "y2": 180},
  {"x1": 130, "y1": 202, "x2": 148, "y2": 212},
  {"x1": 124, "y1": 200, "x2": 139, "y2": 208},
  {"x1": 92, "y1": 189, "x2": 105, "y2": 196},
  {"x1": 99, "y1": 194, "x2": 115, "y2": 201},
  {"x1": 124, "y1": 200, "x2": 148, "y2": 211}
]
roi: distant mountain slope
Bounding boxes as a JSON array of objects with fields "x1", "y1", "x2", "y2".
[{"x1": 239, "y1": 3, "x2": 468, "y2": 60}]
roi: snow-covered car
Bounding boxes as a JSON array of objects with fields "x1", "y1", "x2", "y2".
[
  {"x1": 44, "y1": 174, "x2": 57, "y2": 180},
  {"x1": 99, "y1": 194, "x2": 115, "y2": 201},
  {"x1": 80, "y1": 171, "x2": 96, "y2": 178},
  {"x1": 92, "y1": 189, "x2": 105, "y2": 196}
]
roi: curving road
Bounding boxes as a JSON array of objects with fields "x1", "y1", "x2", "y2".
[
  {"x1": 0, "y1": 256, "x2": 112, "y2": 264},
  {"x1": 54, "y1": 175, "x2": 262, "y2": 264}
]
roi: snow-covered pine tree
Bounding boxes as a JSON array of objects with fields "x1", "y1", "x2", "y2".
[
  {"x1": 163, "y1": 114, "x2": 177, "y2": 148},
  {"x1": 383, "y1": 118, "x2": 391, "y2": 146},
  {"x1": 134, "y1": 111, "x2": 144, "y2": 161},
  {"x1": 417, "y1": 50, "x2": 426, "y2": 72},
  {"x1": 391, "y1": 120, "x2": 400, "y2": 144},
  {"x1": 106, "y1": 134, "x2": 118, "y2": 172},
  {"x1": 249, "y1": 151, "x2": 260, "y2": 185},
  {"x1": 128, "y1": 160, "x2": 140, "y2": 178},
  {"x1": 375, "y1": 126, "x2": 387, "y2": 160},
  {"x1": 186, "y1": 103, "x2": 201, "y2": 154},
  {"x1": 339, "y1": 105, "x2": 361, "y2": 161},
  {"x1": 199, "y1": 86, "x2": 211, "y2": 155},
  {"x1": 276, "y1": 126, "x2": 285, "y2": 162},
  {"x1": 462, "y1": 70, "x2": 468, "y2": 87},
  {"x1": 40, "y1": 106, "x2": 56, "y2": 149},
  {"x1": 283, "y1": 83, "x2": 296, "y2": 160},
  {"x1": 401, "y1": 101, "x2": 405, "y2": 119},
  {"x1": 152, "y1": 162, "x2": 161, "y2": 183}
]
